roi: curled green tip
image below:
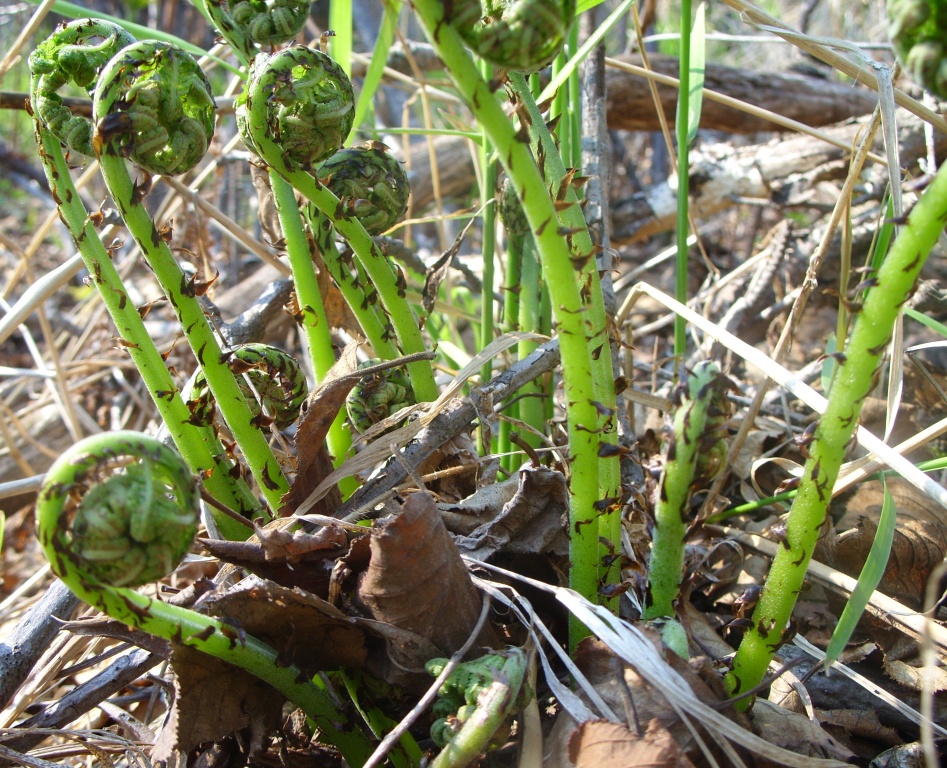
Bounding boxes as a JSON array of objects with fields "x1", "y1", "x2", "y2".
[
  {"x1": 237, "y1": 45, "x2": 354, "y2": 170},
  {"x1": 318, "y1": 142, "x2": 410, "y2": 235},
  {"x1": 346, "y1": 359, "x2": 416, "y2": 433},
  {"x1": 37, "y1": 431, "x2": 199, "y2": 589},
  {"x1": 29, "y1": 18, "x2": 136, "y2": 157},
  {"x1": 888, "y1": 0, "x2": 947, "y2": 97},
  {"x1": 188, "y1": 343, "x2": 308, "y2": 430},
  {"x1": 207, "y1": 0, "x2": 310, "y2": 57},
  {"x1": 93, "y1": 41, "x2": 216, "y2": 176},
  {"x1": 446, "y1": 0, "x2": 577, "y2": 72}
]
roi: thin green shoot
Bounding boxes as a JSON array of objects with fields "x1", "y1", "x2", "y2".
[
  {"x1": 350, "y1": 0, "x2": 401, "y2": 137},
  {"x1": 823, "y1": 478, "x2": 897, "y2": 666},
  {"x1": 538, "y1": 0, "x2": 637, "y2": 107},
  {"x1": 328, "y1": 0, "x2": 353, "y2": 76},
  {"x1": 673, "y1": 0, "x2": 695, "y2": 359}
]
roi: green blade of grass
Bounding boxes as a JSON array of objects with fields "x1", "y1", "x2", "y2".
[
  {"x1": 329, "y1": 0, "x2": 353, "y2": 77},
  {"x1": 682, "y1": 2, "x2": 706, "y2": 145},
  {"x1": 350, "y1": 0, "x2": 401, "y2": 136},
  {"x1": 824, "y1": 479, "x2": 897, "y2": 666}
]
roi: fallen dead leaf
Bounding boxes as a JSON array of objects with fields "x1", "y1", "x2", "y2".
[
  {"x1": 568, "y1": 718, "x2": 696, "y2": 768},
  {"x1": 750, "y1": 699, "x2": 857, "y2": 763},
  {"x1": 449, "y1": 465, "x2": 570, "y2": 560},
  {"x1": 357, "y1": 492, "x2": 499, "y2": 655}
]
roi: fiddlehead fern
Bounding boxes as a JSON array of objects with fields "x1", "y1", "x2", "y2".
[
  {"x1": 189, "y1": 343, "x2": 308, "y2": 430},
  {"x1": 888, "y1": 0, "x2": 947, "y2": 97},
  {"x1": 205, "y1": 0, "x2": 310, "y2": 59},
  {"x1": 93, "y1": 41, "x2": 215, "y2": 176},
  {"x1": 345, "y1": 359, "x2": 416, "y2": 433},
  {"x1": 39, "y1": 432, "x2": 200, "y2": 589},
  {"x1": 318, "y1": 141, "x2": 410, "y2": 236},
  {"x1": 237, "y1": 45, "x2": 354, "y2": 170},
  {"x1": 28, "y1": 22, "x2": 260, "y2": 536},
  {"x1": 239, "y1": 46, "x2": 438, "y2": 403},
  {"x1": 36, "y1": 432, "x2": 371, "y2": 763},
  {"x1": 445, "y1": 0, "x2": 576, "y2": 71},
  {"x1": 93, "y1": 41, "x2": 289, "y2": 513},
  {"x1": 28, "y1": 19, "x2": 135, "y2": 157}
]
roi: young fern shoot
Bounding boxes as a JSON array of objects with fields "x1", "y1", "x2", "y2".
[
  {"x1": 727, "y1": 162, "x2": 947, "y2": 706},
  {"x1": 36, "y1": 432, "x2": 372, "y2": 764},
  {"x1": 644, "y1": 361, "x2": 729, "y2": 625},
  {"x1": 92, "y1": 40, "x2": 290, "y2": 514},
  {"x1": 28, "y1": 20, "x2": 259, "y2": 537}
]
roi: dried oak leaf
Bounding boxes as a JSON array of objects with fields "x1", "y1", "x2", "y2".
[
  {"x1": 545, "y1": 636, "x2": 742, "y2": 768},
  {"x1": 154, "y1": 578, "x2": 371, "y2": 759},
  {"x1": 750, "y1": 699, "x2": 857, "y2": 762},
  {"x1": 818, "y1": 486, "x2": 947, "y2": 610},
  {"x1": 152, "y1": 643, "x2": 283, "y2": 762},
  {"x1": 448, "y1": 465, "x2": 569, "y2": 560},
  {"x1": 200, "y1": 522, "x2": 347, "y2": 598},
  {"x1": 280, "y1": 343, "x2": 361, "y2": 516},
  {"x1": 197, "y1": 581, "x2": 369, "y2": 673},
  {"x1": 357, "y1": 492, "x2": 499, "y2": 655},
  {"x1": 568, "y1": 719, "x2": 695, "y2": 768}
]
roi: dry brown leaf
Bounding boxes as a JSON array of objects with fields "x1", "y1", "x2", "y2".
[
  {"x1": 568, "y1": 719, "x2": 696, "y2": 768},
  {"x1": 200, "y1": 523, "x2": 348, "y2": 598},
  {"x1": 818, "y1": 503, "x2": 947, "y2": 610},
  {"x1": 152, "y1": 645, "x2": 284, "y2": 762},
  {"x1": 197, "y1": 581, "x2": 369, "y2": 673},
  {"x1": 449, "y1": 465, "x2": 569, "y2": 560},
  {"x1": 357, "y1": 492, "x2": 499, "y2": 655},
  {"x1": 750, "y1": 699, "x2": 857, "y2": 762},
  {"x1": 280, "y1": 343, "x2": 361, "y2": 516}
]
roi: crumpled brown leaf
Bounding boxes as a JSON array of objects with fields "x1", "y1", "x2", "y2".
[
  {"x1": 750, "y1": 699, "x2": 857, "y2": 762},
  {"x1": 545, "y1": 636, "x2": 743, "y2": 768},
  {"x1": 152, "y1": 645, "x2": 284, "y2": 763},
  {"x1": 200, "y1": 522, "x2": 347, "y2": 598},
  {"x1": 818, "y1": 480, "x2": 947, "y2": 610},
  {"x1": 447, "y1": 465, "x2": 569, "y2": 560},
  {"x1": 152, "y1": 579, "x2": 371, "y2": 759},
  {"x1": 568, "y1": 719, "x2": 696, "y2": 768},
  {"x1": 357, "y1": 492, "x2": 499, "y2": 656},
  {"x1": 280, "y1": 343, "x2": 361, "y2": 517}
]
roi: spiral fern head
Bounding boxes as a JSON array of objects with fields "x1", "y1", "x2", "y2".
[
  {"x1": 29, "y1": 19, "x2": 136, "y2": 157},
  {"x1": 206, "y1": 0, "x2": 309, "y2": 58},
  {"x1": 237, "y1": 46, "x2": 354, "y2": 170},
  {"x1": 318, "y1": 142, "x2": 410, "y2": 235},
  {"x1": 345, "y1": 359, "x2": 416, "y2": 433},
  {"x1": 447, "y1": 0, "x2": 577, "y2": 72},
  {"x1": 93, "y1": 41, "x2": 216, "y2": 176},
  {"x1": 188, "y1": 343, "x2": 308, "y2": 430},
  {"x1": 888, "y1": 0, "x2": 947, "y2": 97},
  {"x1": 36, "y1": 432, "x2": 199, "y2": 589}
]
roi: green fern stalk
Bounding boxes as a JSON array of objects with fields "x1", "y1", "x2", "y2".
[
  {"x1": 412, "y1": 1, "x2": 612, "y2": 623},
  {"x1": 727, "y1": 159, "x2": 947, "y2": 706},
  {"x1": 92, "y1": 41, "x2": 289, "y2": 513}
]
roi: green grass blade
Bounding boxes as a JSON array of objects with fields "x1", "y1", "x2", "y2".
[
  {"x1": 329, "y1": 0, "x2": 353, "y2": 76},
  {"x1": 351, "y1": 0, "x2": 401, "y2": 136},
  {"x1": 905, "y1": 307, "x2": 947, "y2": 338},
  {"x1": 823, "y1": 479, "x2": 897, "y2": 666},
  {"x1": 683, "y1": 2, "x2": 706, "y2": 145}
]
